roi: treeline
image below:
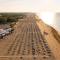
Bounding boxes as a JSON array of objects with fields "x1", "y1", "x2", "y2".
[
  {"x1": 0, "y1": 13, "x2": 26, "y2": 24},
  {"x1": 0, "y1": 17, "x2": 17, "y2": 24}
]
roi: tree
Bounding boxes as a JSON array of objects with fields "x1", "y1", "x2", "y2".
[
  {"x1": 7, "y1": 17, "x2": 17, "y2": 22},
  {"x1": 0, "y1": 17, "x2": 7, "y2": 24}
]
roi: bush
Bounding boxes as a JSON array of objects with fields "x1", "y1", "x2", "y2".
[
  {"x1": 7, "y1": 17, "x2": 17, "y2": 22},
  {"x1": 0, "y1": 17, "x2": 7, "y2": 24}
]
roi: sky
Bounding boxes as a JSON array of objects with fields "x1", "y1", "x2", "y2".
[{"x1": 0, "y1": 0, "x2": 60, "y2": 12}]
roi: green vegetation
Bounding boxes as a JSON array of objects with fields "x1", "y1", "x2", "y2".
[
  {"x1": 0, "y1": 17, "x2": 17, "y2": 24},
  {"x1": 0, "y1": 13, "x2": 26, "y2": 24},
  {"x1": 7, "y1": 17, "x2": 17, "y2": 22},
  {"x1": 0, "y1": 17, "x2": 7, "y2": 24}
]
